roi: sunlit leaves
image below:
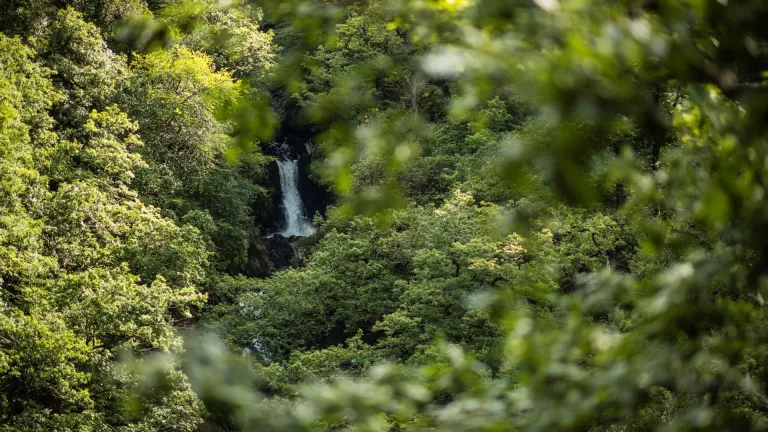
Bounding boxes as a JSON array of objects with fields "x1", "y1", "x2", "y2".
[{"x1": 0, "y1": 25, "x2": 209, "y2": 430}]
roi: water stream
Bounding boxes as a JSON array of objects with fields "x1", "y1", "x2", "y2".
[{"x1": 276, "y1": 158, "x2": 315, "y2": 237}]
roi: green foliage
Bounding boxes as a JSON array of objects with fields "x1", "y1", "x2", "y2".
[
  {"x1": 0, "y1": 0, "x2": 147, "y2": 39},
  {"x1": 213, "y1": 190, "x2": 559, "y2": 379},
  {"x1": 123, "y1": 44, "x2": 271, "y2": 271},
  {"x1": 125, "y1": 46, "x2": 239, "y2": 185},
  {"x1": 8, "y1": 0, "x2": 768, "y2": 431},
  {"x1": 166, "y1": 0, "x2": 768, "y2": 430},
  {"x1": 35, "y1": 8, "x2": 130, "y2": 134},
  {"x1": 0, "y1": 20, "x2": 208, "y2": 430},
  {"x1": 173, "y1": 0, "x2": 277, "y2": 82},
  {"x1": 0, "y1": 0, "x2": 284, "y2": 427}
]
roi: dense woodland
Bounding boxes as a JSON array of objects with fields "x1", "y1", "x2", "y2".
[{"x1": 3, "y1": 0, "x2": 768, "y2": 430}]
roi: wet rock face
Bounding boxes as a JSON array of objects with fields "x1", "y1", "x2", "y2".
[
  {"x1": 246, "y1": 235, "x2": 296, "y2": 277},
  {"x1": 297, "y1": 152, "x2": 332, "y2": 219},
  {"x1": 263, "y1": 235, "x2": 296, "y2": 270},
  {"x1": 263, "y1": 161, "x2": 283, "y2": 233}
]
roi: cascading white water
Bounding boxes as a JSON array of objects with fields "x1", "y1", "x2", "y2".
[{"x1": 276, "y1": 158, "x2": 315, "y2": 237}]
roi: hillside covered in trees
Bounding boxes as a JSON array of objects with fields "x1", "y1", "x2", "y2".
[{"x1": 3, "y1": 0, "x2": 768, "y2": 431}]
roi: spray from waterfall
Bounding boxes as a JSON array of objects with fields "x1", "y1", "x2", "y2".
[{"x1": 276, "y1": 158, "x2": 315, "y2": 237}]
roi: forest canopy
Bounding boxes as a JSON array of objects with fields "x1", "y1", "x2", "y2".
[{"x1": 2, "y1": 0, "x2": 768, "y2": 431}]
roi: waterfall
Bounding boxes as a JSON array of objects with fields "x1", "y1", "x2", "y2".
[{"x1": 276, "y1": 158, "x2": 315, "y2": 237}]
